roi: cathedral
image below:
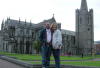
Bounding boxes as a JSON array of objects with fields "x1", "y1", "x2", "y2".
[
  {"x1": 75, "y1": 0, "x2": 94, "y2": 55},
  {"x1": 0, "y1": 0, "x2": 94, "y2": 56}
]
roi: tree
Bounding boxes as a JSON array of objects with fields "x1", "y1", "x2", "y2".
[{"x1": 33, "y1": 40, "x2": 41, "y2": 54}]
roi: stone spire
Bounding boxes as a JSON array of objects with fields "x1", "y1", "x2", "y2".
[
  {"x1": 53, "y1": 13, "x2": 54, "y2": 18},
  {"x1": 2, "y1": 19, "x2": 4, "y2": 24},
  {"x1": 25, "y1": 19, "x2": 26, "y2": 24},
  {"x1": 51, "y1": 13, "x2": 56, "y2": 23},
  {"x1": 80, "y1": 0, "x2": 88, "y2": 10},
  {"x1": 1, "y1": 19, "x2": 4, "y2": 26},
  {"x1": 19, "y1": 17, "x2": 20, "y2": 23},
  {"x1": 1, "y1": 19, "x2": 4, "y2": 30}
]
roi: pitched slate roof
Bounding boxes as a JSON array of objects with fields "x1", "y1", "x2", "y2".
[
  {"x1": 61, "y1": 29, "x2": 75, "y2": 36},
  {"x1": 4, "y1": 17, "x2": 56, "y2": 30}
]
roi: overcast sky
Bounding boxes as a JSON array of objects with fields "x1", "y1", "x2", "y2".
[{"x1": 0, "y1": 0, "x2": 100, "y2": 41}]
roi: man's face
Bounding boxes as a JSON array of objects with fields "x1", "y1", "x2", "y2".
[{"x1": 45, "y1": 23, "x2": 50, "y2": 29}]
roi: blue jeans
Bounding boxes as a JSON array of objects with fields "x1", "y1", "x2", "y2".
[
  {"x1": 41, "y1": 45, "x2": 51, "y2": 68},
  {"x1": 41, "y1": 45, "x2": 60, "y2": 68},
  {"x1": 52, "y1": 48, "x2": 60, "y2": 68}
]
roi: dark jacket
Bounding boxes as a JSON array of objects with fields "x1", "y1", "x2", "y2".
[{"x1": 39, "y1": 29, "x2": 47, "y2": 45}]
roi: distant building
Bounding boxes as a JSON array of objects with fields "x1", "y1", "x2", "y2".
[
  {"x1": 61, "y1": 29, "x2": 75, "y2": 55},
  {"x1": 95, "y1": 44, "x2": 100, "y2": 54},
  {"x1": 94, "y1": 41, "x2": 100, "y2": 54}
]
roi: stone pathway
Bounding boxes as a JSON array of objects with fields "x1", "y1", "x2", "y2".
[
  {"x1": 0, "y1": 59, "x2": 25, "y2": 68},
  {"x1": 92, "y1": 58, "x2": 100, "y2": 61}
]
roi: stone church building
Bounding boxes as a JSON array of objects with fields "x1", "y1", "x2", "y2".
[
  {"x1": 0, "y1": 0, "x2": 94, "y2": 55},
  {"x1": 75, "y1": 0, "x2": 94, "y2": 55}
]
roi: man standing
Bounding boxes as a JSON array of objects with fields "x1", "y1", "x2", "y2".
[{"x1": 39, "y1": 23, "x2": 51, "y2": 68}]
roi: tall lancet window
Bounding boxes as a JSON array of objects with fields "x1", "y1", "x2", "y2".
[
  {"x1": 80, "y1": 17, "x2": 82, "y2": 24},
  {"x1": 88, "y1": 15, "x2": 90, "y2": 25}
]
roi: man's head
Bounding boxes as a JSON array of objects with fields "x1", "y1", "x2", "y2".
[{"x1": 45, "y1": 22, "x2": 50, "y2": 29}]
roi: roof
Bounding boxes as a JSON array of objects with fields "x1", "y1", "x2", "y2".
[
  {"x1": 5, "y1": 19, "x2": 35, "y2": 28},
  {"x1": 4, "y1": 17, "x2": 56, "y2": 29},
  {"x1": 61, "y1": 29, "x2": 75, "y2": 36},
  {"x1": 94, "y1": 41, "x2": 100, "y2": 45},
  {"x1": 35, "y1": 17, "x2": 56, "y2": 29}
]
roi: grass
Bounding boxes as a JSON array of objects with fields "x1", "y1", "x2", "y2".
[
  {"x1": 0, "y1": 51, "x2": 100, "y2": 67},
  {"x1": 60, "y1": 61, "x2": 100, "y2": 67},
  {"x1": 95, "y1": 55, "x2": 100, "y2": 58},
  {"x1": 0, "y1": 52, "x2": 41, "y2": 61},
  {"x1": 30, "y1": 61, "x2": 100, "y2": 67},
  {"x1": 0, "y1": 52, "x2": 93, "y2": 61}
]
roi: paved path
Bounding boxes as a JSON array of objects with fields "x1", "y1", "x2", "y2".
[
  {"x1": 0, "y1": 59, "x2": 25, "y2": 68},
  {"x1": 92, "y1": 58, "x2": 100, "y2": 61}
]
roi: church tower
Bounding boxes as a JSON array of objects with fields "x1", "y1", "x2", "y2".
[{"x1": 75, "y1": 0, "x2": 94, "y2": 55}]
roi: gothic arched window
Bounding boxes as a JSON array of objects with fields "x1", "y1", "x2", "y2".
[
  {"x1": 88, "y1": 28, "x2": 90, "y2": 31},
  {"x1": 80, "y1": 17, "x2": 82, "y2": 24}
]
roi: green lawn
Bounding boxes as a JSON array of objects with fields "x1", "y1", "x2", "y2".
[
  {"x1": 30, "y1": 61, "x2": 100, "y2": 67},
  {"x1": 0, "y1": 52, "x2": 100, "y2": 67},
  {"x1": 0, "y1": 52, "x2": 93, "y2": 61},
  {"x1": 61, "y1": 61, "x2": 100, "y2": 67}
]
